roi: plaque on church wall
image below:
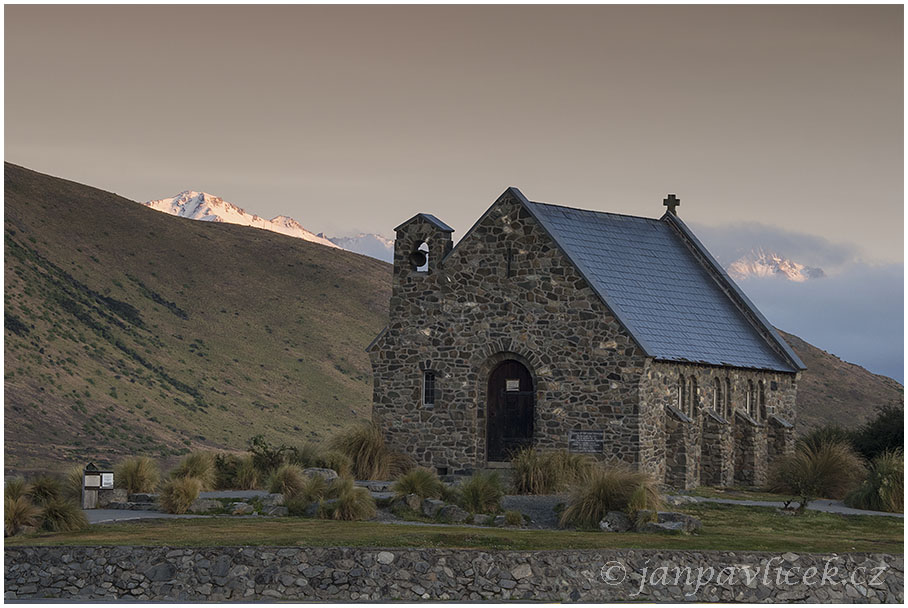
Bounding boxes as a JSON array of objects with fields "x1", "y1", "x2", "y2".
[
  {"x1": 101, "y1": 473, "x2": 114, "y2": 489},
  {"x1": 505, "y1": 379, "x2": 520, "y2": 391},
  {"x1": 569, "y1": 430, "x2": 604, "y2": 453}
]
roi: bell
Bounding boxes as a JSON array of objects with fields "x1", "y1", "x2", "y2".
[{"x1": 409, "y1": 249, "x2": 428, "y2": 268}]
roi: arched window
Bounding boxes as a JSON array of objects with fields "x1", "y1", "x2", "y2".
[
  {"x1": 713, "y1": 377, "x2": 721, "y2": 411},
  {"x1": 725, "y1": 377, "x2": 735, "y2": 420},
  {"x1": 746, "y1": 380, "x2": 755, "y2": 417},
  {"x1": 679, "y1": 375, "x2": 687, "y2": 413},
  {"x1": 689, "y1": 375, "x2": 698, "y2": 417},
  {"x1": 422, "y1": 371, "x2": 436, "y2": 407},
  {"x1": 758, "y1": 380, "x2": 766, "y2": 420},
  {"x1": 409, "y1": 241, "x2": 429, "y2": 272},
  {"x1": 725, "y1": 377, "x2": 732, "y2": 420}
]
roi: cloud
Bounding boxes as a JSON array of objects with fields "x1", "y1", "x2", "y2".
[
  {"x1": 736, "y1": 263, "x2": 904, "y2": 382},
  {"x1": 689, "y1": 221, "x2": 862, "y2": 271}
]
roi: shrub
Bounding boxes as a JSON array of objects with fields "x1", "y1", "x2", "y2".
[
  {"x1": 268, "y1": 464, "x2": 306, "y2": 498},
  {"x1": 511, "y1": 448, "x2": 592, "y2": 494},
  {"x1": 504, "y1": 510, "x2": 524, "y2": 526},
  {"x1": 456, "y1": 471, "x2": 504, "y2": 514},
  {"x1": 851, "y1": 404, "x2": 904, "y2": 460},
  {"x1": 214, "y1": 453, "x2": 242, "y2": 490},
  {"x1": 845, "y1": 450, "x2": 903, "y2": 513},
  {"x1": 559, "y1": 466, "x2": 661, "y2": 529},
  {"x1": 318, "y1": 478, "x2": 376, "y2": 521},
  {"x1": 769, "y1": 440, "x2": 865, "y2": 510},
  {"x1": 328, "y1": 422, "x2": 391, "y2": 480},
  {"x1": 248, "y1": 435, "x2": 288, "y2": 475},
  {"x1": 4, "y1": 477, "x2": 30, "y2": 502},
  {"x1": 234, "y1": 456, "x2": 259, "y2": 490},
  {"x1": 171, "y1": 452, "x2": 216, "y2": 490},
  {"x1": 63, "y1": 466, "x2": 84, "y2": 502},
  {"x1": 159, "y1": 477, "x2": 202, "y2": 514},
  {"x1": 29, "y1": 475, "x2": 63, "y2": 505},
  {"x1": 391, "y1": 468, "x2": 446, "y2": 500},
  {"x1": 286, "y1": 443, "x2": 320, "y2": 468},
  {"x1": 388, "y1": 452, "x2": 417, "y2": 478},
  {"x1": 5, "y1": 496, "x2": 40, "y2": 536},
  {"x1": 39, "y1": 498, "x2": 89, "y2": 532},
  {"x1": 115, "y1": 456, "x2": 161, "y2": 494},
  {"x1": 285, "y1": 495, "x2": 314, "y2": 517}
]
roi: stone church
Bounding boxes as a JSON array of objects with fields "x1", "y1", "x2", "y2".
[{"x1": 367, "y1": 187, "x2": 805, "y2": 488}]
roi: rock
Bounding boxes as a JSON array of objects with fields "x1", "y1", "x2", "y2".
[
  {"x1": 599, "y1": 511, "x2": 632, "y2": 533},
  {"x1": 376, "y1": 551, "x2": 395, "y2": 565},
  {"x1": 262, "y1": 506, "x2": 289, "y2": 517},
  {"x1": 472, "y1": 514, "x2": 490, "y2": 525},
  {"x1": 438, "y1": 505, "x2": 470, "y2": 523},
  {"x1": 97, "y1": 488, "x2": 128, "y2": 508},
  {"x1": 188, "y1": 499, "x2": 223, "y2": 514},
  {"x1": 405, "y1": 494, "x2": 422, "y2": 512},
  {"x1": 422, "y1": 498, "x2": 446, "y2": 518},
  {"x1": 231, "y1": 502, "x2": 255, "y2": 515},
  {"x1": 640, "y1": 521, "x2": 685, "y2": 534},
  {"x1": 499, "y1": 578, "x2": 517, "y2": 589},
  {"x1": 655, "y1": 511, "x2": 702, "y2": 533},
  {"x1": 144, "y1": 563, "x2": 176, "y2": 582},
  {"x1": 260, "y1": 493, "x2": 285, "y2": 507},
  {"x1": 128, "y1": 493, "x2": 156, "y2": 503},
  {"x1": 492, "y1": 515, "x2": 506, "y2": 526},
  {"x1": 511, "y1": 563, "x2": 533, "y2": 580},
  {"x1": 302, "y1": 502, "x2": 319, "y2": 518},
  {"x1": 664, "y1": 495, "x2": 699, "y2": 506},
  {"x1": 303, "y1": 468, "x2": 338, "y2": 482}
]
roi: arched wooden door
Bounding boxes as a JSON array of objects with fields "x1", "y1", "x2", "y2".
[{"x1": 487, "y1": 360, "x2": 534, "y2": 461}]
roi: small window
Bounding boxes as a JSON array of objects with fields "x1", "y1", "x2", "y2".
[
  {"x1": 679, "y1": 376, "x2": 686, "y2": 412},
  {"x1": 725, "y1": 377, "x2": 732, "y2": 420},
  {"x1": 423, "y1": 371, "x2": 436, "y2": 407},
  {"x1": 713, "y1": 377, "x2": 721, "y2": 412},
  {"x1": 758, "y1": 380, "x2": 766, "y2": 420},
  {"x1": 747, "y1": 380, "x2": 755, "y2": 417}
]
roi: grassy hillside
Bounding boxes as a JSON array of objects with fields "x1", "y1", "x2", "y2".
[
  {"x1": 5, "y1": 163, "x2": 391, "y2": 473},
  {"x1": 779, "y1": 329, "x2": 903, "y2": 433},
  {"x1": 5, "y1": 163, "x2": 900, "y2": 474}
]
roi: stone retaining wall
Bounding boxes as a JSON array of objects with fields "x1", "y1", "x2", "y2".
[{"x1": 5, "y1": 546, "x2": 902, "y2": 602}]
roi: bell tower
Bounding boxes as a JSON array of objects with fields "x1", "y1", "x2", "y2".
[{"x1": 390, "y1": 213, "x2": 454, "y2": 321}]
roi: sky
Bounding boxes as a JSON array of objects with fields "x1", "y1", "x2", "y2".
[{"x1": 4, "y1": 5, "x2": 904, "y2": 380}]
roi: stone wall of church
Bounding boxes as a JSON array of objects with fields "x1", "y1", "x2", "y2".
[
  {"x1": 638, "y1": 361, "x2": 799, "y2": 489},
  {"x1": 369, "y1": 192, "x2": 648, "y2": 473}
]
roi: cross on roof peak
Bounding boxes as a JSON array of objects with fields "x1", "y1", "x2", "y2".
[{"x1": 663, "y1": 194, "x2": 680, "y2": 215}]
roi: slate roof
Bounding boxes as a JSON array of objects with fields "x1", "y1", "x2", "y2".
[
  {"x1": 394, "y1": 213, "x2": 454, "y2": 233},
  {"x1": 518, "y1": 194, "x2": 803, "y2": 372}
]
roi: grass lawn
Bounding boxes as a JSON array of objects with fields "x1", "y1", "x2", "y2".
[{"x1": 6, "y1": 503, "x2": 903, "y2": 554}]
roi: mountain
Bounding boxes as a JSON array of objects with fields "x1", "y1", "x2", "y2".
[
  {"x1": 5, "y1": 164, "x2": 390, "y2": 474},
  {"x1": 324, "y1": 233, "x2": 394, "y2": 263},
  {"x1": 727, "y1": 248, "x2": 825, "y2": 282},
  {"x1": 777, "y1": 329, "x2": 903, "y2": 433},
  {"x1": 4, "y1": 164, "x2": 900, "y2": 473},
  {"x1": 144, "y1": 190, "x2": 340, "y2": 249}
]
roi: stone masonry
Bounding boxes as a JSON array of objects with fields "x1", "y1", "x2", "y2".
[{"x1": 368, "y1": 189, "x2": 800, "y2": 487}]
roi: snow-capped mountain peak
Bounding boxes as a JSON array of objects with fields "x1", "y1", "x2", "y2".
[
  {"x1": 726, "y1": 248, "x2": 825, "y2": 282},
  {"x1": 143, "y1": 192, "x2": 340, "y2": 249}
]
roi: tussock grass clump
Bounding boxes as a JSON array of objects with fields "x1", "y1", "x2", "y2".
[
  {"x1": 799, "y1": 426, "x2": 853, "y2": 453},
  {"x1": 115, "y1": 456, "x2": 161, "y2": 494},
  {"x1": 297, "y1": 474, "x2": 331, "y2": 504},
  {"x1": 5, "y1": 496, "x2": 40, "y2": 537},
  {"x1": 559, "y1": 466, "x2": 661, "y2": 529},
  {"x1": 329, "y1": 422, "x2": 389, "y2": 480},
  {"x1": 159, "y1": 477, "x2": 202, "y2": 514},
  {"x1": 456, "y1": 471, "x2": 504, "y2": 514},
  {"x1": 511, "y1": 448, "x2": 594, "y2": 494},
  {"x1": 317, "y1": 450, "x2": 354, "y2": 478},
  {"x1": 318, "y1": 478, "x2": 376, "y2": 521},
  {"x1": 64, "y1": 466, "x2": 84, "y2": 502},
  {"x1": 234, "y1": 456, "x2": 259, "y2": 490},
  {"x1": 4, "y1": 477, "x2": 30, "y2": 502},
  {"x1": 391, "y1": 468, "x2": 446, "y2": 500},
  {"x1": 39, "y1": 498, "x2": 89, "y2": 533},
  {"x1": 268, "y1": 464, "x2": 307, "y2": 498},
  {"x1": 769, "y1": 440, "x2": 865, "y2": 509},
  {"x1": 29, "y1": 475, "x2": 64, "y2": 506},
  {"x1": 845, "y1": 450, "x2": 903, "y2": 513},
  {"x1": 328, "y1": 422, "x2": 411, "y2": 480},
  {"x1": 171, "y1": 452, "x2": 216, "y2": 490},
  {"x1": 504, "y1": 510, "x2": 524, "y2": 526},
  {"x1": 286, "y1": 443, "x2": 320, "y2": 468}
]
